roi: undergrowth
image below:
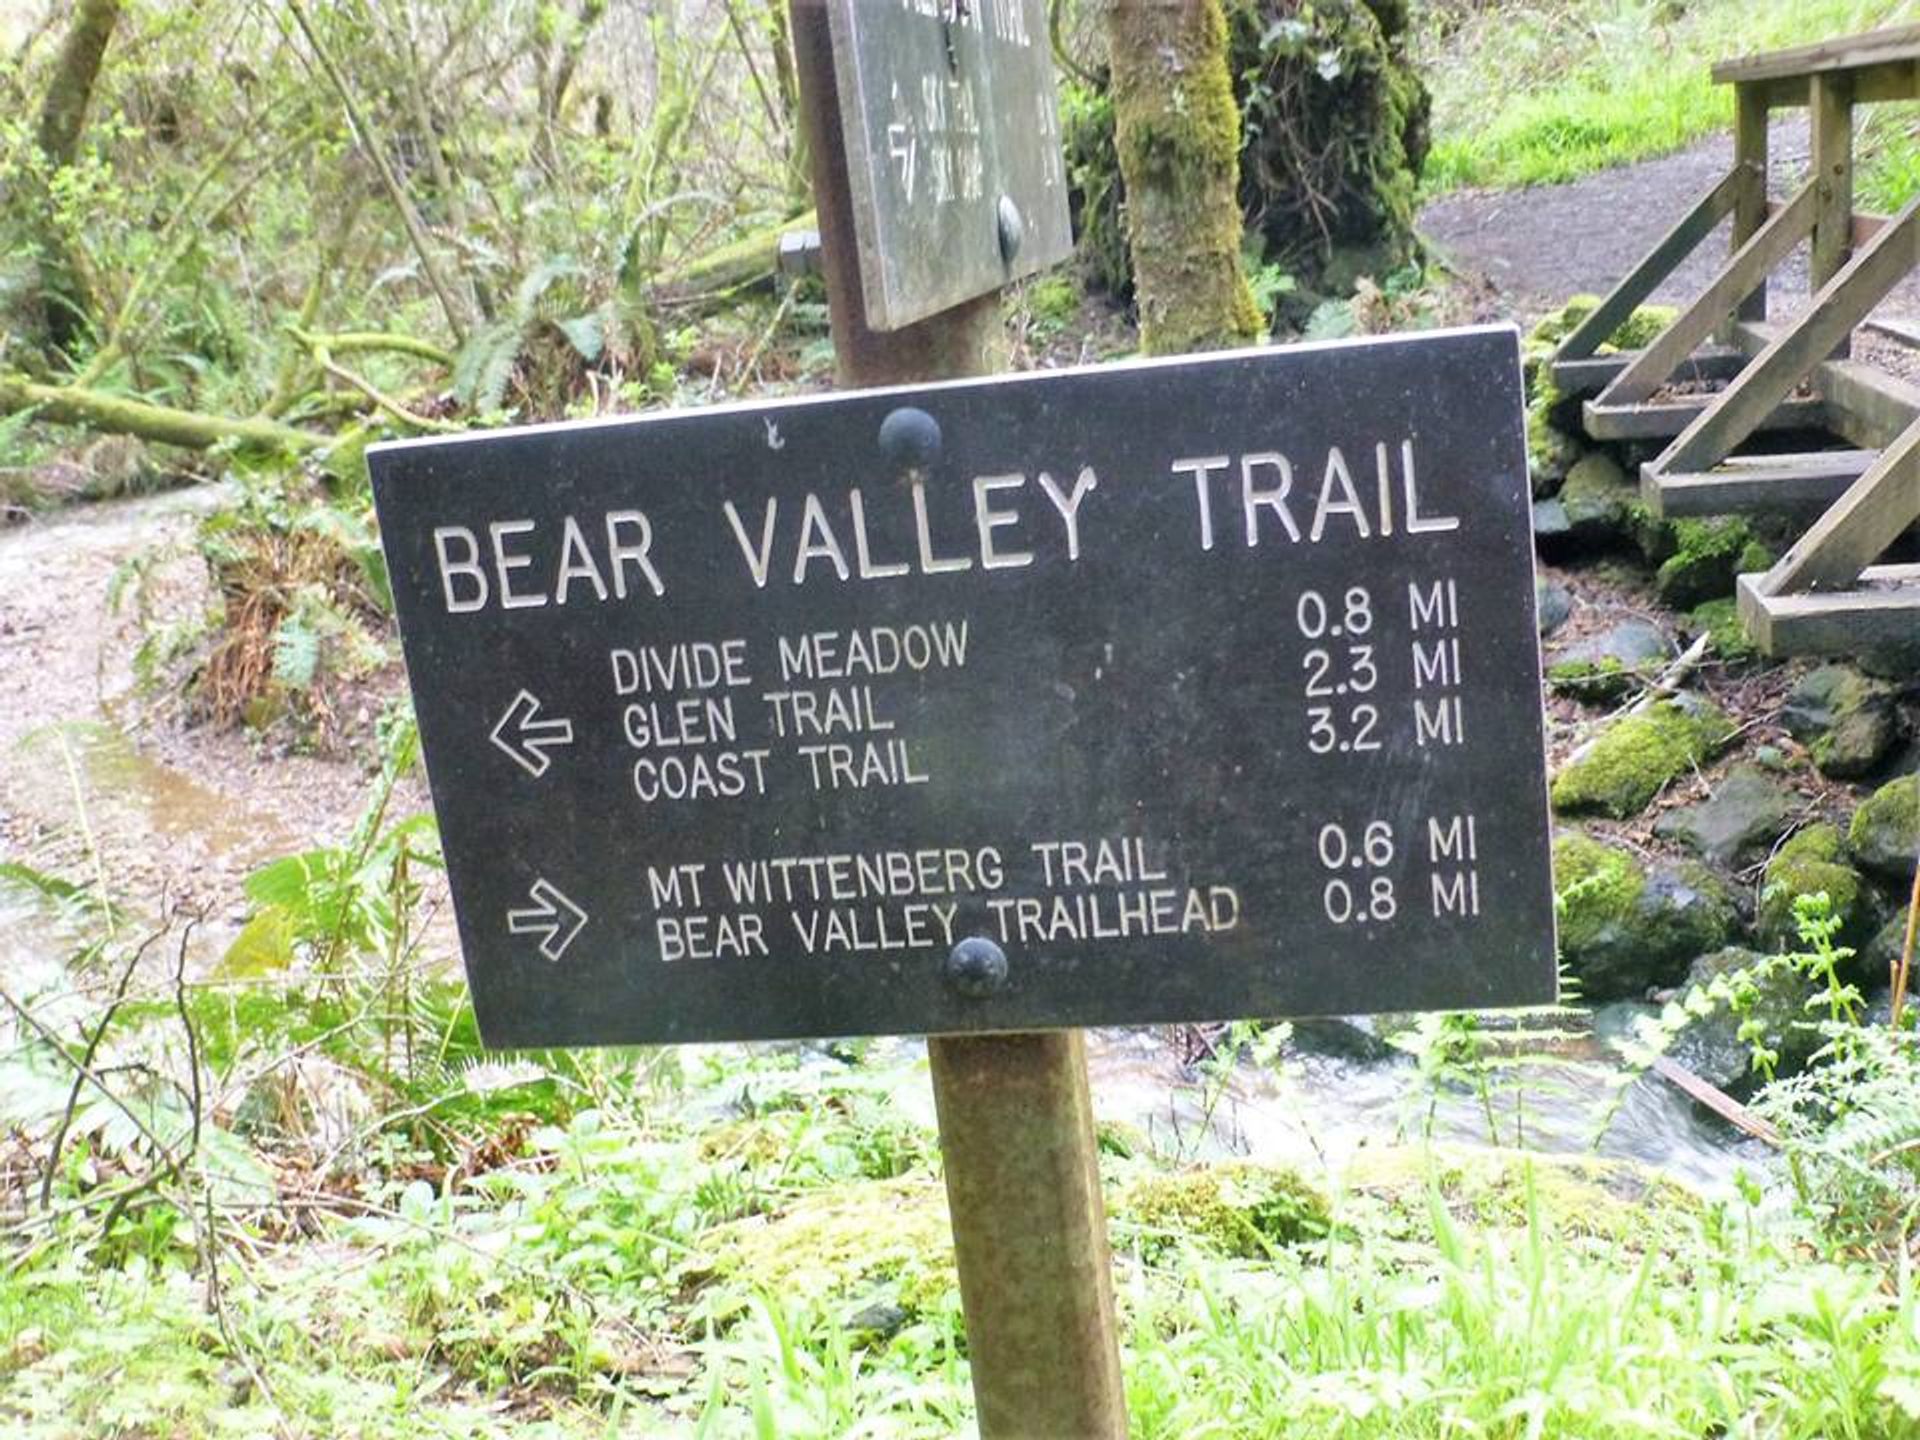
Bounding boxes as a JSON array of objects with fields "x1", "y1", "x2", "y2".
[{"x1": 7, "y1": 814, "x2": 1920, "y2": 1435}]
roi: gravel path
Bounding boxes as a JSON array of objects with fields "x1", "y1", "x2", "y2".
[{"x1": 1419, "y1": 116, "x2": 1920, "y2": 327}]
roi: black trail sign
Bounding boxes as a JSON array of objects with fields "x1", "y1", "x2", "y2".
[{"x1": 369, "y1": 326, "x2": 1557, "y2": 1048}]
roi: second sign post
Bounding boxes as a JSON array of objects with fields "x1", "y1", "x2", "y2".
[{"x1": 790, "y1": 4, "x2": 1129, "y2": 1435}]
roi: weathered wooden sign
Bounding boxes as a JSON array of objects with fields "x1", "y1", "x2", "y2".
[
  {"x1": 825, "y1": 0, "x2": 1072, "y2": 329},
  {"x1": 368, "y1": 326, "x2": 1557, "y2": 1048}
]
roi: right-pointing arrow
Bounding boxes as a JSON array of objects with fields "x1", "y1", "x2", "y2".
[
  {"x1": 506, "y1": 879, "x2": 588, "y2": 962},
  {"x1": 491, "y1": 689, "x2": 575, "y2": 778}
]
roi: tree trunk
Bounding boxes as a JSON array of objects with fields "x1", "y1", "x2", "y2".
[
  {"x1": 34, "y1": 0, "x2": 121, "y2": 355},
  {"x1": 1103, "y1": 0, "x2": 1259, "y2": 356}
]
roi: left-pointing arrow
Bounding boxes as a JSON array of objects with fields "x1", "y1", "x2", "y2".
[
  {"x1": 506, "y1": 879, "x2": 589, "y2": 962},
  {"x1": 491, "y1": 689, "x2": 575, "y2": 777}
]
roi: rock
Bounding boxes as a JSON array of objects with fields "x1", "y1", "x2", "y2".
[
  {"x1": 1848, "y1": 774, "x2": 1919, "y2": 881},
  {"x1": 1782, "y1": 665, "x2": 1901, "y2": 779},
  {"x1": 1545, "y1": 619, "x2": 1667, "y2": 701},
  {"x1": 1759, "y1": 823, "x2": 1876, "y2": 952},
  {"x1": 845, "y1": 1300, "x2": 911, "y2": 1341},
  {"x1": 1535, "y1": 579, "x2": 1574, "y2": 638},
  {"x1": 1652, "y1": 764, "x2": 1793, "y2": 865},
  {"x1": 1555, "y1": 831, "x2": 1733, "y2": 1000},
  {"x1": 1668, "y1": 946, "x2": 1825, "y2": 1099},
  {"x1": 1533, "y1": 498, "x2": 1569, "y2": 543},
  {"x1": 1537, "y1": 451, "x2": 1638, "y2": 556},
  {"x1": 1651, "y1": 517, "x2": 1770, "y2": 608},
  {"x1": 1287, "y1": 1015, "x2": 1399, "y2": 1064},
  {"x1": 1530, "y1": 424, "x2": 1584, "y2": 496},
  {"x1": 1549, "y1": 696, "x2": 1738, "y2": 819},
  {"x1": 1863, "y1": 912, "x2": 1915, "y2": 984}
]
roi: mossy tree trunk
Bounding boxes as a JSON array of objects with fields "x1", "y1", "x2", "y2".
[
  {"x1": 34, "y1": 0, "x2": 122, "y2": 356},
  {"x1": 1103, "y1": 0, "x2": 1259, "y2": 355}
]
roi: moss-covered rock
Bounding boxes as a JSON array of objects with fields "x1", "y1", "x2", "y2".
[
  {"x1": 1759, "y1": 823, "x2": 1874, "y2": 951},
  {"x1": 1783, "y1": 666, "x2": 1901, "y2": 780},
  {"x1": 1850, "y1": 773, "x2": 1919, "y2": 881},
  {"x1": 1554, "y1": 831, "x2": 1732, "y2": 998},
  {"x1": 1524, "y1": 296, "x2": 1677, "y2": 358},
  {"x1": 1117, "y1": 1161, "x2": 1329, "y2": 1260},
  {"x1": 1549, "y1": 697, "x2": 1737, "y2": 819},
  {"x1": 1530, "y1": 421, "x2": 1584, "y2": 496},
  {"x1": 1653, "y1": 517, "x2": 1767, "y2": 609},
  {"x1": 1545, "y1": 618, "x2": 1667, "y2": 702},
  {"x1": 1863, "y1": 911, "x2": 1915, "y2": 985},
  {"x1": 1539, "y1": 450, "x2": 1638, "y2": 555}
]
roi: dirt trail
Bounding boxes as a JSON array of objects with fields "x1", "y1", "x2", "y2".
[
  {"x1": 1419, "y1": 116, "x2": 1920, "y2": 325},
  {"x1": 0, "y1": 487, "x2": 399, "y2": 960}
]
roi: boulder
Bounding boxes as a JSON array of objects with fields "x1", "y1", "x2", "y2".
[
  {"x1": 1848, "y1": 773, "x2": 1919, "y2": 881},
  {"x1": 1549, "y1": 696, "x2": 1738, "y2": 819},
  {"x1": 1668, "y1": 946, "x2": 1826, "y2": 1099},
  {"x1": 1555, "y1": 831, "x2": 1733, "y2": 1000},
  {"x1": 1782, "y1": 665, "x2": 1901, "y2": 780},
  {"x1": 1759, "y1": 823, "x2": 1877, "y2": 952},
  {"x1": 1652, "y1": 764, "x2": 1794, "y2": 866},
  {"x1": 1545, "y1": 619, "x2": 1667, "y2": 701}
]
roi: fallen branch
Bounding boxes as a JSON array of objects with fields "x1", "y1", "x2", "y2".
[
  {"x1": 1649, "y1": 1055, "x2": 1781, "y2": 1147},
  {"x1": 0, "y1": 375, "x2": 323, "y2": 453},
  {"x1": 647, "y1": 208, "x2": 814, "y2": 304},
  {"x1": 292, "y1": 329, "x2": 454, "y2": 368}
]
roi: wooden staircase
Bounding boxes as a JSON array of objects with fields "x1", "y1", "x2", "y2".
[{"x1": 1548, "y1": 24, "x2": 1920, "y2": 658}]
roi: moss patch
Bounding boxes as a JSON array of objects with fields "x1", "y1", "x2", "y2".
[
  {"x1": 693, "y1": 1176, "x2": 953, "y2": 1309},
  {"x1": 1552, "y1": 831, "x2": 1644, "y2": 956},
  {"x1": 1116, "y1": 1161, "x2": 1330, "y2": 1260},
  {"x1": 1344, "y1": 1145, "x2": 1699, "y2": 1249},
  {"x1": 1549, "y1": 698, "x2": 1736, "y2": 819},
  {"x1": 1688, "y1": 597, "x2": 1755, "y2": 662},
  {"x1": 1759, "y1": 824, "x2": 1870, "y2": 950},
  {"x1": 1849, "y1": 773, "x2": 1920, "y2": 881},
  {"x1": 1553, "y1": 831, "x2": 1731, "y2": 997},
  {"x1": 1654, "y1": 516, "x2": 1764, "y2": 608}
]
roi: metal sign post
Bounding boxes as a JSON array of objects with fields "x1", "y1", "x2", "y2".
[{"x1": 791, "y1": 6, "x2": 1127, "y2": 1434}]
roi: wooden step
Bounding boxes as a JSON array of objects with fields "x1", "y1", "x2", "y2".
[
  {"x1": 1640, "y1": 449, "x2": 1878, "y2": 517},
  {"x1": 1736, "y1": 563, "x2": 1920, "y2": 656},
  {"x1": 1583, "y1": 392, "x2": 1827, "y2": 442},
  {"x1": 1550, "y1": 345, "x2": 1744, "y2": 399}
]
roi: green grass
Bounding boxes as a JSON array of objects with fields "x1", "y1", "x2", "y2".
[
  {"x1": 7, "y1": 1085, "x2": 1920, "y2": 1437},
  {"x1": 1421, "y1": 0, "x2": 1920, "y2": 195}
]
